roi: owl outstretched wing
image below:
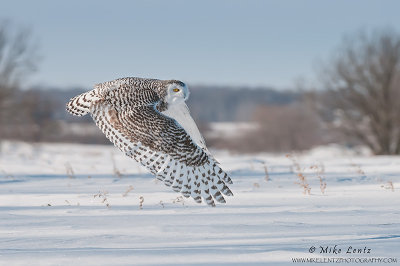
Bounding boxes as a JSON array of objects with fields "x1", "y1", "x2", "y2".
[
  {"x1": 161, "y1": 102, "x2": 208, "y2": 152},
  {"x1": 67, "y1": 79, "x2": 233, "y2": 206}
]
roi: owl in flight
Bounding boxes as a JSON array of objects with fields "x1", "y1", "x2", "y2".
[{"x1": 66, "y1": 77, "x2": 233, "y2": 206}]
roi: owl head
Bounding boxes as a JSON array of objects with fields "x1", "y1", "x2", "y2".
[{"x1": 164, "y1": 80, "x2": 189, "y2": 105}]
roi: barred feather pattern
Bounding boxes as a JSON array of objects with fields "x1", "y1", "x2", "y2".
[
  {"x1": 66, "y1": 77, "x2": 233, "y2": 206},
  {"x1": 66, "y1": 90, "x2": 100, "y2": 116}
]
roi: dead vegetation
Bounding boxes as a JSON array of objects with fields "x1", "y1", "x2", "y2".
[
  {"x1": 122, "y1": 185, "x2": 134, "y2": 197},
  {"x1": 263, "y1": 162, "x2": 269, "y2": 182},
  {"x1": 172, "y1": 196, "x2": 185, "y2": 206},
  {"x1": 64, "y1": 200, "x2": 80, "y2": 206},
  {"x1": 212, "y1": 103, "x2": 326, "y2": 153},
  {"x1": 65, "y1": 162, "x2": 75, "y2": 179},
  {"x1": 111, "y1": 153, "x2": 123, "y2": 178},
  {"x1": 286, "y1": 154, "x2": 329, "y2": 195},
  {"x1": 139, "y1": 196, "x2": 144, "y2": 209},
  {"x1": 350, "y1": 162, "x2": 366, "y2": 177},
  {"x1": 319, "y1": 29, "x2": 400, "y2": 155},
  {"x1": 310, "y1": 163, "x2": 327, "y2": 194},
  {"x1": 94, "y1": 191, "x2": 110, "y2": 208},
  {"x1": 286, "y1": 153, "x2": 311, "y2": 195},
  {"x1": 381, "y1": 181, "x2": 395, "y2": 192}
]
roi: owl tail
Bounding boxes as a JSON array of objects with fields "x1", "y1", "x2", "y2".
[{"x1": 66, "y1": 90, "x2": 100, "y2": 116}]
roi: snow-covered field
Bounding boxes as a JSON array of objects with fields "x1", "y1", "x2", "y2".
[{"x1": 0, "y1": 142, "x2": 399, "y2": 265}]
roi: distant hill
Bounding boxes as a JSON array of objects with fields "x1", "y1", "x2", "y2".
[{"x1": 34, "y1": 85, "x2": 300, "y2": 123}]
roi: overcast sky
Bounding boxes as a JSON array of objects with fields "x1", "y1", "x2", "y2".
[{"x1": 1, "y1": 0, "x2": 400, "y2": 89}]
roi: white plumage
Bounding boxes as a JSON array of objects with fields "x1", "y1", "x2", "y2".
[
  {"x1": 66, "y1": 77, "x2": 233, "y2": 206},
  {"x1": 161, "y1": 101, "x2": 208, "y2": 151}
]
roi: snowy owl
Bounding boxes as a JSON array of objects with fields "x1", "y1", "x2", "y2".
[{"x1": 66, "y1": 77, "x2": 233, "y2": 206}]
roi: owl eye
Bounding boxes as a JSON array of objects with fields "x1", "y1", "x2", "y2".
[{"x1": 173, "y1": 88, "x2": 180, "y2": 92}]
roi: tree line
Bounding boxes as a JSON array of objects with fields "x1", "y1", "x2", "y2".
[{"x1": 1, "y1": 20, "x2": 400, "y2": 154}]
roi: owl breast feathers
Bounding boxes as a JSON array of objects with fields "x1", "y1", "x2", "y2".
[{"x1": 66, "y1": 77, "x2": 233, "y2": 206}]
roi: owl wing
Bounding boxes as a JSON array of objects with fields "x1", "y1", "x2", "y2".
[
  {"x1": 161, "y1": 102, "x2": 209, "y2": 152},
  {"x1": 88, "y1": 100, "x2": 233, "y2": 206},
  {"x1": 66, "y1": 77, "x2": 159, "y2": 116}
]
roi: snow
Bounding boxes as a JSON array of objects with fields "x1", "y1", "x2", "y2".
[
  {"x1": 207, "y1": 122, "x2": 258, "y2": 138},
  {"x1": 0, "y1": 141, "x2": 399, "y2": 265}
]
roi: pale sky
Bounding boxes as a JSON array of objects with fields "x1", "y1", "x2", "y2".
[{"x1": 1, "y1": 0, "x2": 400, "y2": 89}]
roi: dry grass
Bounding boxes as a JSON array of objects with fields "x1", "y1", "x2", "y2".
[
  {"x1": 122, "y1": 185, "x2": 134, "y2": 197},
  {"x1": 387, "y1": 181, "x2": 395, "y2": 191},
  {"x1": 350, "y1": 162, "x2": 366, "y2": 176},
  {"x1": 65, "y1": 199, "x2": 80, "y2": 206},
  {"x1": 381, "y1": 181, "x2": 395, "y2": 192},
  {"x1": 111, "y1": 153, "x2": 123, "y2": 178},
  {"x1": 286, "y1": 153, "x2": 311, "y2": 195},
  {"x1": 263, "y1": 162, "x2": 269, "y2": 182},
  {"x1": 172, "y1": 196, "x2": 185, "y2": 206},
  {"x1": 139, "y1": 196, "x2": 144, "y2": 209},
  {"x1": 65, "y1": 162, "x2": 75, "y2": 179},
  {"x1": 310, "y1": 164, "x2": 327, "y2": 194},
  {"x1": 94, "y1": 191, "x2": 110, "y2": 208}
]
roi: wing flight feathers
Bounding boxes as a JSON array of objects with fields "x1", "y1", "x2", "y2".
[{"x1": 66, "y1": 77, "x2": 233, "y2": 206}]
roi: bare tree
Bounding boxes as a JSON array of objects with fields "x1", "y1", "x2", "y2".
[
  {"x1": 0, "y1": 20, "x2": 39, "y2": 139},
  {"x1": 320, "y1": 29, "x2": 400, "y2": 155},
  {"x1": 0, "y1": 20, "x2": 38, "y2": 89}
]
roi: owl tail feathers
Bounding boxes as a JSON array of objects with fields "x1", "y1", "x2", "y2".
[{"x1": 66, "y1": 90, "x2": 100, "y2": 116}]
